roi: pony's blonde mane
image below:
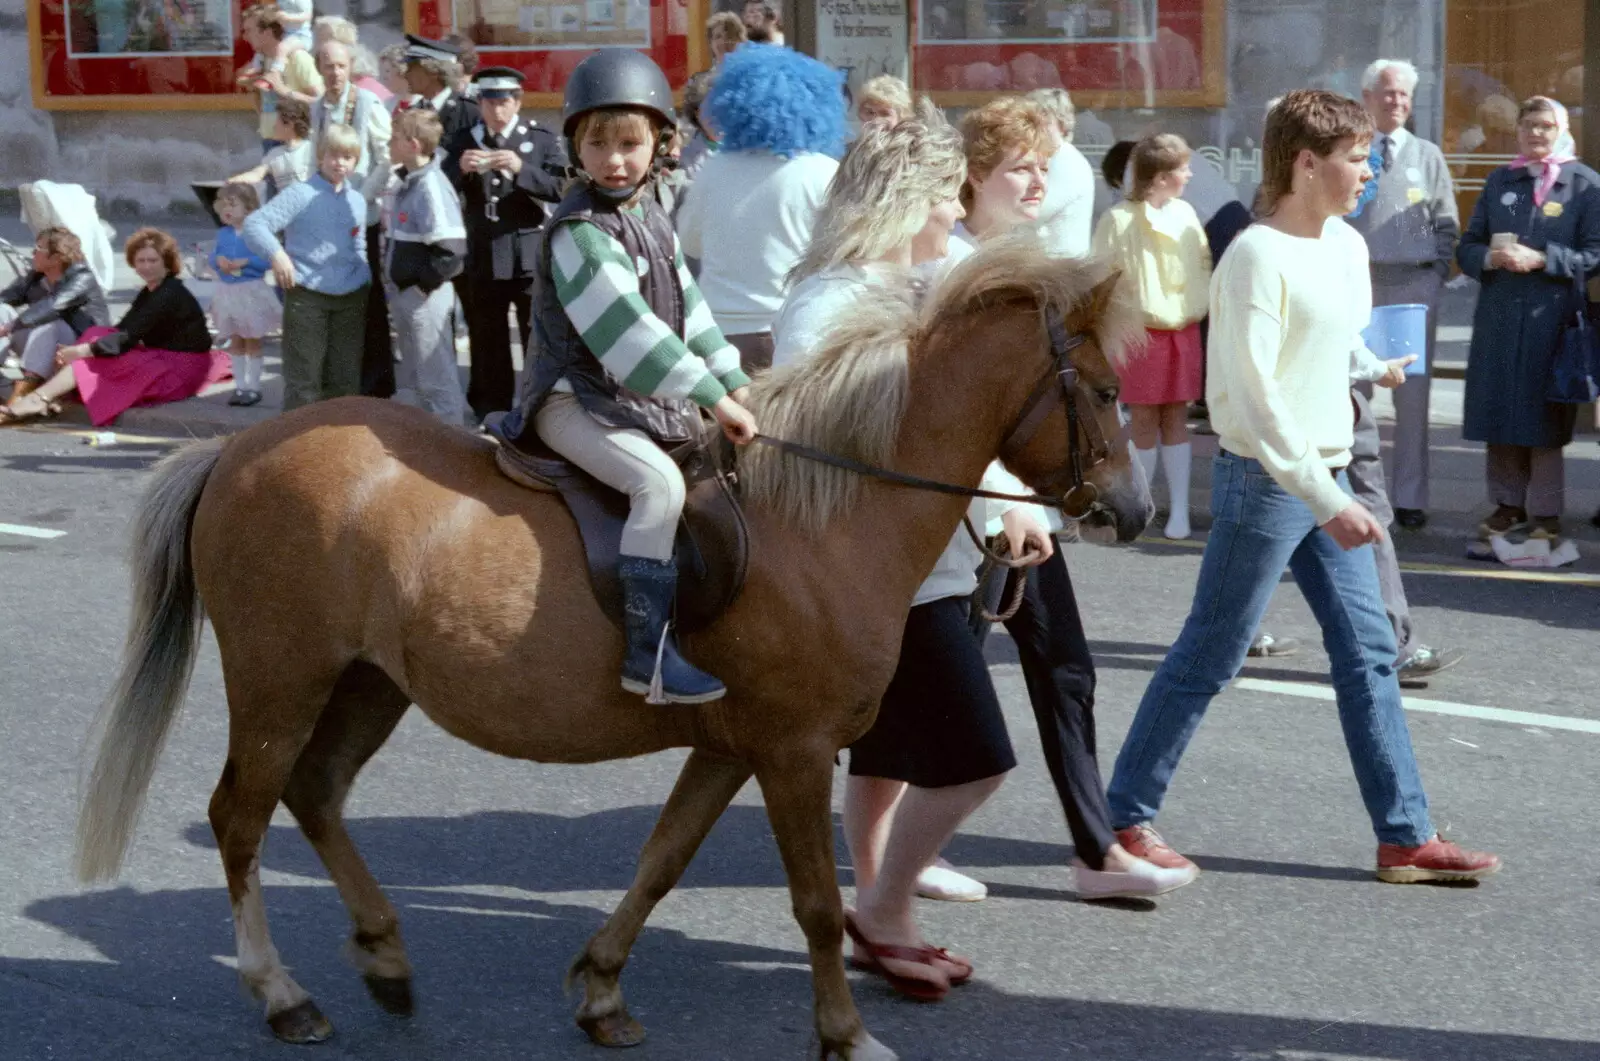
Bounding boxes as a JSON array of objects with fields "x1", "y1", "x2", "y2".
[
  {"x1": 742, "y1": 283, "x2": 917, "y2": 534},
  {"x1": 741, "y1": 238, "x2": 1140, "y2": 534}
]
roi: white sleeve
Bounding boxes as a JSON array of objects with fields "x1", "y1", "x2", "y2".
[
  {"x1": 1349, "y1": 343, "x2": 1389, "y2": 383},
  {"x1": 1211, "y1": 242, "x2": 1353, "y2": 524},
  {"x1": 771, "y1": 279, "x2": 865, "y2": 369},
  {"x1": 980, "y1": 463, "x2": 1060, "y2": 536}
]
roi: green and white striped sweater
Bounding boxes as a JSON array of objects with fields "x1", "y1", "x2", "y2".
[{"x1": 550, "y1": 218, "x2": 750, "y2": 408}]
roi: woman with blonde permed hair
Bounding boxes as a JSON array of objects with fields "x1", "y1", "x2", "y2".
[
  {"x1": 774, "y1": 102, "x2": 964, "y2": 362},
  {"x1": 1092, "y1": 132, "x2": 1210, "y2": 539},
  {"x1": 855, "y1": 74, "x2": 914, "y2": 128},
  {"x1": 0, "y1": 227, "x2": 226, "y2": 426},
  {"x1": 771, "y1": 112, "x2": 1055, "y2": 1001}
]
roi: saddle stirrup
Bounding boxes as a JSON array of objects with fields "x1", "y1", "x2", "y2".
[{"x1": 617, "y1": 556, "x2": 725, "y2": 705}]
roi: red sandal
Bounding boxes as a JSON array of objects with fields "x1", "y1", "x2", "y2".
[{"x1": 842, "y1": 911, "x2": 960, "y2": 1002}]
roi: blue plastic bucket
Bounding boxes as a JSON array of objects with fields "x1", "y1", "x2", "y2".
[{"x1": 1362, "y1": 304, "x2": 1429, "y2": 377}]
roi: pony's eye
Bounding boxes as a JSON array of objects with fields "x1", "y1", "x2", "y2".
[{"x1": 1096, "y1": 386, "x2": 1119, "y2": 405}]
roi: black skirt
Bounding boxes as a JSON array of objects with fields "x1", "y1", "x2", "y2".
[{"x1": 849, "y1": 595, "x2": 1017, "y2": 788}]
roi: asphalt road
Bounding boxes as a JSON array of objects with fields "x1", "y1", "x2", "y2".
[{"x1": 2, "y1": 423, "x2": 1598, "y2": 1061}]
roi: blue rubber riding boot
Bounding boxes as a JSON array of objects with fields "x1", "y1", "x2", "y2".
[{"x1": 617, "y1": 556, "x2": 726, "y2": 704}]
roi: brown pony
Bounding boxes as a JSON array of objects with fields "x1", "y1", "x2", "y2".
[{"x1": 76, "y1": 240, "x2": 1150, "y2": 1060}]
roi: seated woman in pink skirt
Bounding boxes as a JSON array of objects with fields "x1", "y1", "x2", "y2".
[{"x1": 0, "y1": 227, "x2": 230, "y2": 426}]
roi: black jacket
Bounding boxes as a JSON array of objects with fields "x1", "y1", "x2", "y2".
[
  {"x1": 422, "y1": 90, "x2": 480, "y2": 151},
  {"x1": 444, "y1": 117, "x2": 565, "y2": 281},
  {"x1": 91, "y1": 275, "x2": 212, "y2": 356},
  {"x1": 1, "y1": 263, "x2": 111, "y2": 336}
]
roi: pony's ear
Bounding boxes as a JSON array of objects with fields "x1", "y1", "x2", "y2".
[{"x1": 1087, "y1": 269, "x2": 1123, "y2": 317}]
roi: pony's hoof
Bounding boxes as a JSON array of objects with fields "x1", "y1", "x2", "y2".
[
  {"x1": 363, "y1": 973, "x2": 415, "y2": 1016},
  {"x1": 825, "y1": 1030, "x2": 898, "y2": 1061},
  {"x1": 268, "y1": 999, "x2": 334, "y2": 1044},
  {"x1": 579, "y1": 1010, "x2": 646, "y2": 1048}
]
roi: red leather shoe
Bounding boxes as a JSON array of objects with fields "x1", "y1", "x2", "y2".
[
  {"x1": 1376, "y1": 834, "x2": 1502, "y2": 883},
  {"x1": 1114, "y1": 824, "x2": 1198, "y2": 874}
]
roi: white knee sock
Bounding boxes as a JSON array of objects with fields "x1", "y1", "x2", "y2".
[
  {"x1": 230, "y1": 354, "x2": 250, "y2": 390},
  {"x1": 1160, "y1": 441, "x2": 1192, "y2": 539},
  {"x1": 245, "y1": 355, "x2": 263, "y2": 390},
  {"x1": 1136, "y1": 446, "x2": 1159, "y2": 493}
]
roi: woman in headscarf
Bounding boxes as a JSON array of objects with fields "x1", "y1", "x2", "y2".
[{"x1": 1456, "y1": 96, "x2": 1600, "y2": 541}]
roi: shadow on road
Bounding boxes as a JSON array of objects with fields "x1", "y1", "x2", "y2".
[
  {"x1": 173, "y1": 807, "x2": 1382, "y2": 896},
  {"x1": 8, "y1": 877, "x2": 1593, "y2": 1060},
  {"x1": 0, "y1": 438, "x2": 177, "y2": 477}
]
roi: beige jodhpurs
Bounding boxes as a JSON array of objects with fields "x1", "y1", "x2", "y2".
[{"x1": 534, "y1": 391, "x2": 686, "y2": 562}]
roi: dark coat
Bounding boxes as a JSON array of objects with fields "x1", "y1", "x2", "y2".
[
  {"x1": 443, "y1": 117, "x2": 564, "y2": 281},
  {"x1": 1, "y1": 262, "x2": 110, "y2": 336},
  {"x1": 90, "y1": 275, "x2": 212, "y2": 356},
  {"x1": 1457, "y1": 161, "x2": 1600, "y2": 447}
]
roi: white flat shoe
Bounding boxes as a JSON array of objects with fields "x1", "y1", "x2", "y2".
[
  {"x1": 1072, "y1": 855, "x2": 1197, "y2": 901},
  {"x1": 915, "y1": 859, "x2": 987, "y2": 902}
]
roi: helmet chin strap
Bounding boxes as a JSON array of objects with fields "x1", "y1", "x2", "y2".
[
  {"x1": 587, "y1": 178, "x2": 639, "y2": 205},
  {"x1": 583, "y1": 149, "x2": 669, "y2": 205}
]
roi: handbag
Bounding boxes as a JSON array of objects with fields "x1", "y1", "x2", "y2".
[{"x1": 1550, "y1": 268, "x2": 1600, "y2": 403}]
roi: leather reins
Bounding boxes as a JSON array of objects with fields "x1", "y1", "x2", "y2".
[{"x1": 749, "y1": 311, "x2": 1114, "y2": 522}]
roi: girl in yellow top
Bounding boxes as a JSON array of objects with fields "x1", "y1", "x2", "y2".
[{"x1": 1092, "y1": 134, "x2": 1211, "y2": 538}]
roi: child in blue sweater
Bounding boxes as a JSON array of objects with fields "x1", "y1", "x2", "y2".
[
  {"x1": 242, "y1": 124, "x2": 370, "y2": 410},
  {"x1": 210, "y1": 183, "x2": 278, "y2": 407}
]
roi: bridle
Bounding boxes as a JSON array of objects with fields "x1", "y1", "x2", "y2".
[{"x1": 749, "y1": 309, "x2": 1115, "y2": 520}]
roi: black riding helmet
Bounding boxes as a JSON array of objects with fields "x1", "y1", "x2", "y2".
[{"x1": 562, "y1": 48, "x2": 677, "y2": 152}]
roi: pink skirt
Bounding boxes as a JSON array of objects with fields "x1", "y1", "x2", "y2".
[
  {"x1": 1117, "y1": 323, "x2": 1203, "y2": 406},
  {"x1": 72, "y1": 326, "x2": 233, "y2": 426}
]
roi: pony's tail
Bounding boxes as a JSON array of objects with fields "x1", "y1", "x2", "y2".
[{"x1": 76, "y1": 438, "x2": 225, "y2": 883}]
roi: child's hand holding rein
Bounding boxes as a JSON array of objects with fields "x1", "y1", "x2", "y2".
[{"x1": 713, "y1": 395, "x2": 758, "y2": 445}]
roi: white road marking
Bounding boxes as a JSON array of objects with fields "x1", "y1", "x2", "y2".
[
  {"x1": 0, "y1": 523, "x2": 66, "y2": 540},
  {"x1": 1235, "y1": 677, "x2": 1600, "y2": 735}
]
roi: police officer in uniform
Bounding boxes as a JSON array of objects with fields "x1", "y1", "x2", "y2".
[
  {"x1": 445, "y1": 66, "x2": 565, "y2": 419},
  {"x1": 400, "y1": 34, "x2": 479, "y2": 145}
]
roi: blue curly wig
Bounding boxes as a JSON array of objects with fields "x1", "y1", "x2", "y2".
[{"x1": 704, "y1": 46, "x2": 848, "y2": 159}]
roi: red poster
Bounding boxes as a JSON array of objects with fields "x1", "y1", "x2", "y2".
[
  {"x1": 412, "y1": 0, "x2": 696, "y2": 105},
  {"x1": 912, "y1": 0, "x2": 1224, "y2": 107},
  {"x1": 31, "y1": 0, "x2": 255, "y2": 110}
]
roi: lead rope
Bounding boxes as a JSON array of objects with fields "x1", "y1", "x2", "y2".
[{"x1": 963, "y1": 516, "x2": 1037, "y2": 623}]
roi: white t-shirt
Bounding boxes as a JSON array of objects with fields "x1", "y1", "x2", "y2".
[
  {"x1": 265, "y1": 139, "x2": 314, "y2": 193},
  {"x1": 676, "y1": 150, "x2": 839, "y2": 335},
  {"x1": 771, "y1": 263, "x2": 887, "y2": 369},
  {"x1": 1035, "y1": 142, "x2": 1095, "y2": 258},
  {"x1": 1207, "y1": 217, "x2": 1372, "y2": 523}
]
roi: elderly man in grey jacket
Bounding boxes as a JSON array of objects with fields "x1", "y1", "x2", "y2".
[{"x1": 1347, "y1": 58, "x2": 1459, "y2": 530}]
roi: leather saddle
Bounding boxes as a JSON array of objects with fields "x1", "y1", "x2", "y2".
[{"x1": 491, "y1": 417, "x2": 749, "y2": 634}]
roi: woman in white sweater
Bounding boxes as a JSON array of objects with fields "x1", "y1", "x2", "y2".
[
  {"x1": 1105, "y1": 90, "x2": 1500, "y2": 885},
  {"x1": 676, "y1": 45, "x2": 844, "y2": 374}
]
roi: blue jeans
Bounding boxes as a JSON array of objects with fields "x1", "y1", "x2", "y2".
[{"x1": 1107, "y1": 452, "x2": 1434, "y2": 846}]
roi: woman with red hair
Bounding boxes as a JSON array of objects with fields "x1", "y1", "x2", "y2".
[{"x1": 0, "y1": 228, "x2": 228, "y2": 426}]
